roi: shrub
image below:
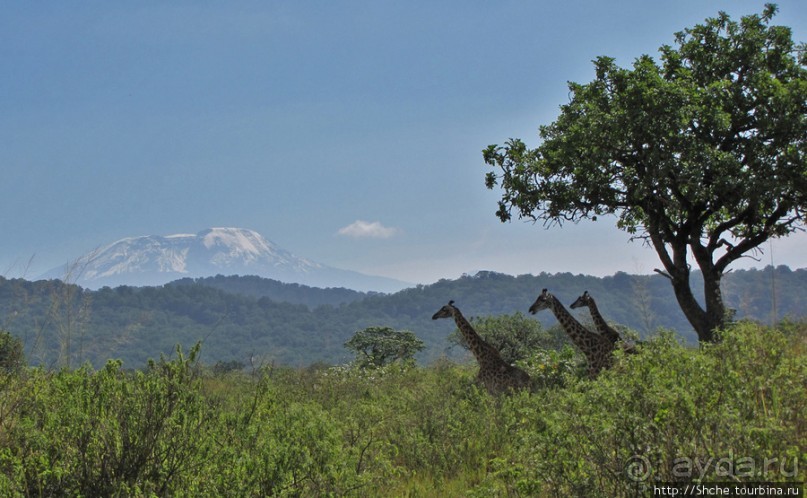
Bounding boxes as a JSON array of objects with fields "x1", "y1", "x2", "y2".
[{"x1": 0, "y1": 331, "x2": 24, "y2": 375}]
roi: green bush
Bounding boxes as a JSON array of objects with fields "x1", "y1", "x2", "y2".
[
  {"x1": 0, "y1": 321, "x2": 803, "y2": 496},
  {"x1": 496, "y1": 325, "x2": 806, "y2": 496},
  {"x1": 0, "y1": 345, "x2": 215, "y2": 497},
  {"x1": 519, "y1": 344, "x2": 580, "y2": 389},
  {"x1": 0, "y1": 331, "x2": 24, "y2": 375}
]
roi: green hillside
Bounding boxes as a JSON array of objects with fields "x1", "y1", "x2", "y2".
[{"x1": 1, "y1": 266, "x2": 805, "y2": 369}]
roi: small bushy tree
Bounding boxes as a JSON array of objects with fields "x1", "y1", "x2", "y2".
[
  {"x1": 0, "y1": 331, "x2": 24, "y2": 375},
  {"x1": 344, "y1": 326, "x2": 425, "y2": 368}
]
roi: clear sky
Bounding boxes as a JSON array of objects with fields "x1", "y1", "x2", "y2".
[{"x1": 2, "y1": 1, "x2": 805, "y2": 286}]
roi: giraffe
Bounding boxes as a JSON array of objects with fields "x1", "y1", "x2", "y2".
[
  {"x1": 432, "y1": 300, "x2": 530, "y2": 394},
  {"x1": 528, "y1": 289, "x2": 615, "y2": 378},
  {"x1": 570, "y1": 291, "x2": 638, "y2": 354}
]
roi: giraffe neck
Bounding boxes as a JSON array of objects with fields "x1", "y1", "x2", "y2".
[
  {"x1": 548, "y1": 295, "x2": 599, "y2": 353},
  {"x1": 451, "y1": 309, "x2": 501, "y2": 366},
  {"x1": 587, "y1": 299, "x2": 619, "y2": 341}
]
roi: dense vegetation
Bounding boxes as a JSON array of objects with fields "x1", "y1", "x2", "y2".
[
  {"x1": 1, "y1": 321, "x2": 803, "y2": 496},
  {"x1": 171, "y1": 275, "x2": 369, "y2": 307},
  {"x1": 1, "y1": 266, "x2": 805, "y2": 368}
]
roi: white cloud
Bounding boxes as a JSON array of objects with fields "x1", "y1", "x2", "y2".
[{"x1": 337, "y1": 220, "x2": 400, "y2": 239}]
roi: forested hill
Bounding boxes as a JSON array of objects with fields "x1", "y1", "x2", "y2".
[
  {"x1": 169, "y1": 275, "x2": 370, "y2": 307},
  {"x1": 1, "y1": 266, "x2": 804, "y2": 369}
]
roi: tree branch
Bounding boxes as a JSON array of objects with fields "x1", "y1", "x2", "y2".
[
  {"x1": 654, "y1": 268, "x2": 673, "y2": 280},
  {"x1": 715, "y1": 203, "x2": 793, "y2": 273}
]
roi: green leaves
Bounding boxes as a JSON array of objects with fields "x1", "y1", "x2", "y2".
[
  {"x1": 344, "y1": 326, "x2": 425, "y2": 368},
  {"x1": 0, "y1": 348, "x2": 214, "y2": 497},
  {"x1": 0, "y1": 331, "x2": 24, "y2": 375}
]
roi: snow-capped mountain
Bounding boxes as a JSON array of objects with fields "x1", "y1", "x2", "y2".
[{"x1": 39, "y1": 228, "x2": 409, "y2": 293}]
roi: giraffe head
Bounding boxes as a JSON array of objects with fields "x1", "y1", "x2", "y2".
[
  {"x1": 528, "y1": 289, "x2": 553, "y2": 314},
  {"x1": 432, "y1": 300, "x2": 457, "y2": 320},
  {"x1": 570, "y1": 291, "x2": 592, "y2": 310}
]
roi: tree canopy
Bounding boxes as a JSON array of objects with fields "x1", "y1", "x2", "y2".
[
  {"x1": 484, "y1": 5, "x2": 806, "y2": 341},
  {"x1": 344, "y1": 326, "x2": 425, "y2": 368},
  {"x1": 0, "y1": 330, "x2": 24, "y2": 375}
]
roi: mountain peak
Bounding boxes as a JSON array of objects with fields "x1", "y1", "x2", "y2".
[
  {"x1": 40, "y1": 228, "x2": 409, "y2": 293},
  {"x1": 197, "y1": 227, "x2": 282, "y2": 263}
]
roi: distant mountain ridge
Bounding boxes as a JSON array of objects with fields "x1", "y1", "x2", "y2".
[
  {"x1": 169, "y1": 274, "x2": 369, "y2": 307},
  {"x1": 39, "y1": 228, "x2": 409, "y2": 293}
]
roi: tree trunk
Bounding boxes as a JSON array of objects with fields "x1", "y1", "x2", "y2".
[
  {"x1": 650, "y1": 234, "x2": 726, "y2": 342},
  {"x1": 690, "y1": 237, "x2": 729, "y2": 342},
  {"x1": 668, "y1": 274, "x2": 724, "y2": 342}
]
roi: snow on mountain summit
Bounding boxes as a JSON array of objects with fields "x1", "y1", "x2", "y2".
[
  {"x1": 194, "y1": 227, "x2": 321, "y2": 272},
  {"x1": 200, "y1": 228, "x2": 270, "y2": 256},
  {"x1": 198, "y1": 228, "x2": 305, "y2": 267},
  {"x1": 40, "y1": 228, "x2": 408, "y2": 293},
  {"x1": 78, "y1": 227, "x2": 320, "y2": 280}
]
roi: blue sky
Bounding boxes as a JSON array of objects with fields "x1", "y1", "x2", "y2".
[{"x1": 2, "y1": 1, "x2": 805, "y2": 285}]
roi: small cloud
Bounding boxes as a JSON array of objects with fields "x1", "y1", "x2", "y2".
[{"x1": 337, "y1": 220, "x2": 400, "y2": 239}]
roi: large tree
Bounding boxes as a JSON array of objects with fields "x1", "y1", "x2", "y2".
[{"x1": 484, "y1": 5, "x2": 806, "y2": 342}]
